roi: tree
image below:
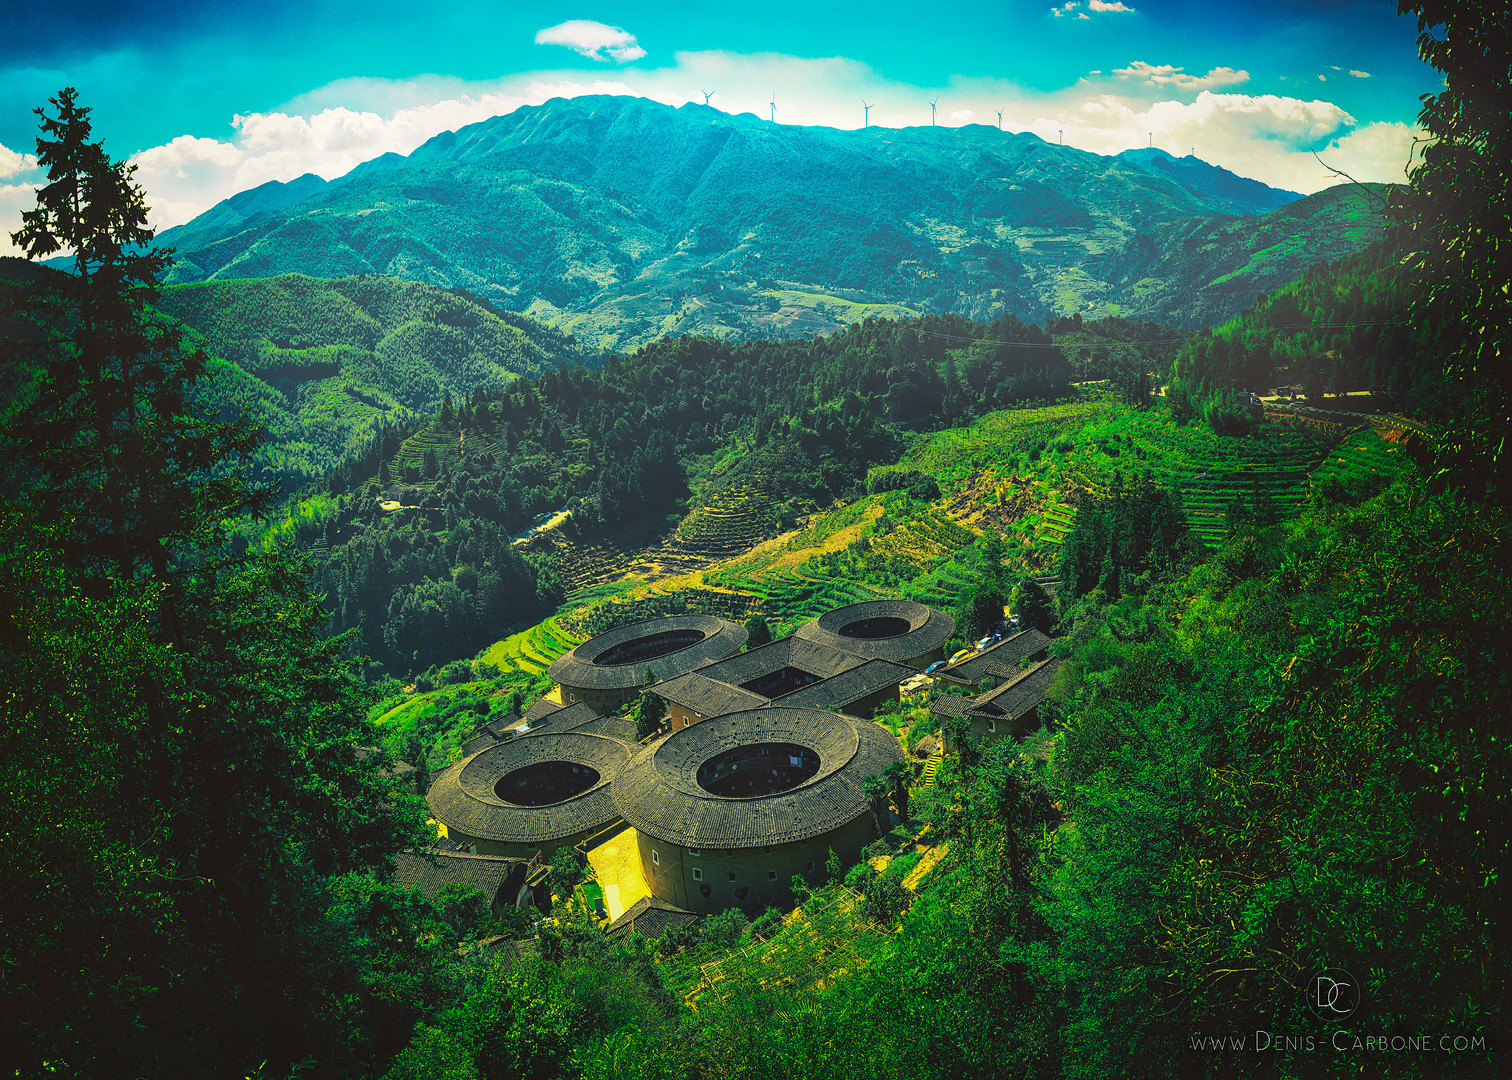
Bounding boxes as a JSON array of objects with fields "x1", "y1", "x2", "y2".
[
  {"x1": 744, "y1": 614, "x2": 773, "y2": 649},
  {"x1": 1, "y1": 91, "x2": 430, "y2": 1077},
  {"x1": 1011, "y1": 577, "x2": 1054, "y2": 634},
  {"x1": 1390, "y1": 2, "x2": 1512, "y2": 499},
  {"x1": 956, "y1": 580, "x2": 1006, "y2": 641},
  {"x1": 633, "y1": 688, "x2": 666, "y2": 740},
  {"x1": 5, "y1": 88, "x2": 265, "y2": 603}
]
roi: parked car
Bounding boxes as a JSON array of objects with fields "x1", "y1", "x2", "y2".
[
  {"x1": 949, "y1": 649, "x2": 974, "y2": 665},
  {"x1": 976, "y1": 635, "x2": 996, "y2": 651},
  {"x1": 925, "y1": 660, "x2": 947, "y2": 675}
]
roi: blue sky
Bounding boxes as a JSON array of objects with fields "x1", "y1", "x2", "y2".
[{"x1": 1, "y1": 1, "x2": 1437, "y2": 254}]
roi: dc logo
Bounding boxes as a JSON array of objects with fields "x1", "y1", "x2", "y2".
[{"x1": 1305, "y1": 967, "x2": 1361, "y2": 1023}]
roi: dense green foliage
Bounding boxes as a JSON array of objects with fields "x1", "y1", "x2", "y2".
[
  {"x1": 1, "y1": 91, "x2": 430, "y2": 1079},
  {"x1": 291, "y1": 311, "x2": 1080, "y2": 675},
  {"x1": 1168, "y1": 240, "x2": 1457, "y2": 415},
  {"x1": 153, "y1": 273, "x2": 585, "y2": 481},
  {"x1": 1387, "y1": 1, "x2": 1512, "y2": 499},
  {"x1": 153, "y1": 95, "x2": 1379, "y2": 349},
  {"x1": 1057, "y1": 476, "x2": 1200, "y2": 602}
]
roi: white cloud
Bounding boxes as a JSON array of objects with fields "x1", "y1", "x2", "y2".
[
  {"x1": 0, "y1": 142, "x2": 38, "y2": 182},
  {"x1": 534, "y1": 20, "x2": 646, "y2": 63},
  {"x1": 1319, "y1": 120, "x2": 1419, "y2": 183},
  {"x1": 0, "y1": 142, "x2": 43, "y2": 257},
  {"x1": 1088, "y1": 0, "x2": 1135, "y2": 11},
  {"x1": 1350, "y1": 69, "x2": 1371, "y2": 78},
  {"x1": 1115, "y1": 61, "x2": 1250, "y2": 91},
  {"x1": 951, "y1": 108, "x2": 976, "y2": 122},
  {"x1": 0, "y1": 182, "x2": 42, "y2": 258}
]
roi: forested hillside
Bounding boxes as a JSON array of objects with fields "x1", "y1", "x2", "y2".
[
  {"x1": 1167, "y1": 234, "x2": 1460, "y2": 425},
  {"x1": 155, "y1": 273, "x2": 586, "y2": 479},
  {"x1": 152, "y1": 95, "x2": 1380, "y2": 348},
  {"x1": 289, "y1": 310, "x2": 1117, "y2": 674}
]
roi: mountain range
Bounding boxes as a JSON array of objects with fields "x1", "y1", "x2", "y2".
[{"x1": 158, "y1": 95, "x2": 1388, "y2": 351}]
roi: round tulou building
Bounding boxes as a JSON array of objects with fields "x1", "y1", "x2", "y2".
[
  {"x1": 794, "y1": 599, "x2": 956, "y2": 669},
  {"x1": 548, "y1": 614, "x2": 748, "y2": 712},
  {"x1": 612, "y1": 706, "x2": 903, "y2": 915},
  {"x1": 426, "y1": 731, "x2": 634, "y2": 857}
]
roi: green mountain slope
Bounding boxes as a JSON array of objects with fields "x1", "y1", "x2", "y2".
[
  {"x1": 156, "y1": 273, "x2": 585, "y2": 478},
  {"x1": 1094, "y1": 183, "x2": 1391, "y2": 326},
  {"x1": 156, "y1": 95, "x2": 1374, "y2": 350}
]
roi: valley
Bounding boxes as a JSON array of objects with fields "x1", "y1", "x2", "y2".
[{"x1": 3, "y1": 11, "x2": 1506, "y2": 1069}]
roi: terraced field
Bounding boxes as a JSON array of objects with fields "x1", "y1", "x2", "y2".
[
  {"x1": 392, "y1": 420, "x2": 503, "y2": 484},
  {"x1": 675, "y1": 483, "x2": 775, "y2": 555},
  {"x1": 900, "y1": 393, "x2": 1121, "y2": 485},
  {"x1": 1059, "y1": 409, "x2": 1335, "y2": 547},
  {"x1": 477, "y1": 616, "x2": 585, "y2": 679},
  {"x1": 868, "y1": 509, "x2": 976, "y2": 568},
  {"x1": 1310, "y1": 427, "x2": 1416, "y2": 490}
]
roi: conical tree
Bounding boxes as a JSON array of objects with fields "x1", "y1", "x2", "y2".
[{"x1": 5, "y1": 87, "x2": 265, "y2": 606}]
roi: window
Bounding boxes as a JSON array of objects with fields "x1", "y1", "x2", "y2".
[
  {"x1": 689, "y1": 848, "x2": 701, "y2": 856},
  {"x1": 693, "y1": 868, "x2": 703, "y2": 881},
  {"x1": 768, "y1": 870, "x2": 777, "y2": 881},
  {"x1": 987, "y1": 719, "x2": 996, "y2": 732},
  {"x1": 651, "y1": 850, "x2": 659, "y2": 865},
  {"x1": 805, "y1": 860, "x2": 815, "y2": 872},
  {"x1": 727, "y1": 872, "x2": 736, "y2": 882}
]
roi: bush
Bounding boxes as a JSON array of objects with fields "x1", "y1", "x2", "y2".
[
  {"x1": 861, "y1": 876, "x2": 911, "y2": 925},
  {"x1": 1202, "y1": 389, "x2": 1256, "y2": 436}
]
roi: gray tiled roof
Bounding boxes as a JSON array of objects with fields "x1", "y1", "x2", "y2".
[
  {"x1": 606, "y1": 895, "x2": 700, "y2": 941},
  {"x1": 929, "y1": 695, "x2": 978, "y2": 720},
  {"x1": 548, "y1": 615, "x2": 748, "y2": 691},
  {"x1": 482, "y1": 710, "x2": 523, "y2": 738},
  {"x1": 931, "y1": 657, "x2": 1061, "y2": 723},
  {"x1": 461, "y1": 730, "x2": 500, "y2": 757},
  {"x1": 427, "y1": 732, "x2": 634, "y2": 844},
  {"x1": 940, "y1": 628, "x2": 1052, "y2": 684},
  {"x1": 524, "y1": 697, "x2": 565, "y2": 722},
  {"x1": 694, "y1": 636, "x2": 863, "y2": 687},
  {"x1": 976, "y1": 657, "x2": 1060, "y2": 718},
  {"x1": 794, "y1": 600, "x2": 955, "y2": 663},
  {"x1": 563, "y1": 713, "x2": 640, "y2": 742},
  {"x1": 612, "y1": 707, "x2": 902, "y2": 848},
  {"x1": 653, "y1": 672, "x2": 768, "y2": 717},
  {"x1": 392, "y1": 850, "x2": 527, "y2": 904},
  {"x1": 774, "y1": 659, "x2": 914, "y2": 710},
  {"x1": 519, "y1": 701, "x2": 601, "y2": 734}
]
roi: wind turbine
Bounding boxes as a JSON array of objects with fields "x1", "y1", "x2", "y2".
[
  {"x1": 701, "y1": 89, "x2": 715, "y2": 105},
  {"x1": 929, "y1": 97, "x2": 938, "y2": 126},
  {"x1": 770, "y1": 93, "x2": 776, "y2": 123},
  {"x1": 862, "y1": 100, "x2": 872, "y2": 127},
  {"x1": 996, "y1": 109, "x2": 1003, "y2": 130}
]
